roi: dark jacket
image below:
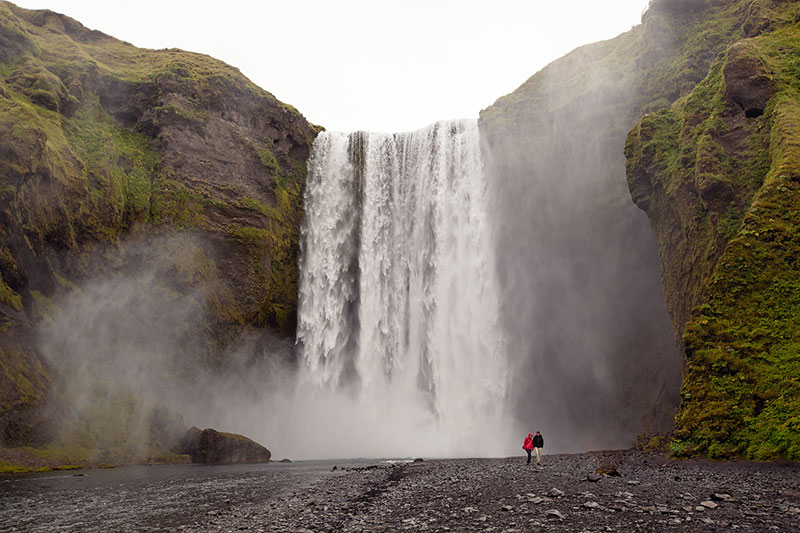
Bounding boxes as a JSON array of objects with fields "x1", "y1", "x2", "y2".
[{"x1": 532, "y1": 434, "x2": 544, "y2": 448}]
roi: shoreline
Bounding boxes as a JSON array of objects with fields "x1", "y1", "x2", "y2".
[
  {"x1": 2, "y1": 450, "x2": 799, "y2": 531},
  {"x1": 4, "y1": 444, "x2": 800, "y2": 475}
]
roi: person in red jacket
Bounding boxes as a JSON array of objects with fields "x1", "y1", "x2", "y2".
[{"x1": 522, "y1": 433, "x2": 534, "y2": 464}]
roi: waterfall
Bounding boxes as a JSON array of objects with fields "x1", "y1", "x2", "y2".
[{"x1": 295, "y1": 119, "x2": 511, "y2": 458}]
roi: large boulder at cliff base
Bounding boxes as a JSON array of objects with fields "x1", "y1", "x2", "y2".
[{"x1": 177, "y1": 427, "x2": 271, "y2": 464}]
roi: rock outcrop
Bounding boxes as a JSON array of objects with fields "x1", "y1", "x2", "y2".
[
  {"x1": 177, "y1": 427, "x2": 271, "y2": 464},
  {"x1": 0, "y1": 1, "x2": 317, "y2": 456},
  {"x1": 626, "y1": 0, "x2": 800, "y2": 459}
]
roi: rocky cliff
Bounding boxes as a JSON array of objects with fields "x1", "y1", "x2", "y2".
[
  {"x1": 626, "y1": 0, "x2": 800, "y2": 459},
  {"x1": 0, "y1": 0, "x2": 318, "y2": 461},
  {"x1": 479, "y1": 0, "x2": 800, "y2": 457}
]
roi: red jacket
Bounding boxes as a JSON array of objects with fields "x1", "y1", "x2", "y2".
[{"x1": 523, "y1": 435, "x2": 534, "y2": 450}]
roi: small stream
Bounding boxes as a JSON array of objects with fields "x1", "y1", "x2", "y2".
[{"x1": 0, "y1": 460, "x2": 361, "y2": 532}]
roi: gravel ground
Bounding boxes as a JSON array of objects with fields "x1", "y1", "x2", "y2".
[{"x1": 185, "y1": 450, "x2": 800, "y2": 533}]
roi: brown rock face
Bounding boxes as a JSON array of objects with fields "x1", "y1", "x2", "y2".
[
  {"x1": 177, "y1": 427, "x2": 271, "y2": 464},
  {"x1": 0, "y1": 2, "x2": 319, "y2": 452}
]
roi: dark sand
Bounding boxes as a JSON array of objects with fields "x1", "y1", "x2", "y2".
[{"x1": 184, "y1": 450, "x2": 800, "y2": 532}]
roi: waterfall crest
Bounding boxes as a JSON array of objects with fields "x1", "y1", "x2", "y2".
[{"x1": 295, "y1": 119, "x2": 511, "y2": 457}]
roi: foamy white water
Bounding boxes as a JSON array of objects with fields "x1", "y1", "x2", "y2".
[{"x1": 291, "y1": 120, "x2": 510, "y2": 458}]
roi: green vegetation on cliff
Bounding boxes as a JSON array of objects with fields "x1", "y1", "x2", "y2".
[
  {"x1": 626, "y1": 0, "x2": 800, "y2": 459},
  {"x1": 0, "y1": 0, "x2": 319, "y2": 461}
]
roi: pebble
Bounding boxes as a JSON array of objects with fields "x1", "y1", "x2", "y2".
[
  {"x1": 545, "y1": 509, "x2": 565, "y2": 520},
  {"x1": 700, "y1": 500, "x2": 719, "y2": 509}
]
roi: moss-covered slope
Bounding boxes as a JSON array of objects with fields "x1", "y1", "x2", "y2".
[
  {"x1": 0, "y1": 0, "x2": 319, "y2": 456},
  {"x1": 626, "y1": 0, "x2": 800, "y2": 459}
]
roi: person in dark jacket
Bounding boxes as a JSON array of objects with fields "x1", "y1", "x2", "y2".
[
  {"x1": 522, "y1": 433, "x2": 534, "y2": 464},
  {"x1": 532, "y1": 431, "x2": 544, "y2": 465}
]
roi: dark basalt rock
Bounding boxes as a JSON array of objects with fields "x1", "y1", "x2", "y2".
[{"x1": 176, "y1": 426, "x2": 271, "y2": 464}]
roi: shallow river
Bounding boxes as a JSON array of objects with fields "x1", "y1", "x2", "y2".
[{"x1": 0, "y1": 460, "x2": 364, "y2": 532}]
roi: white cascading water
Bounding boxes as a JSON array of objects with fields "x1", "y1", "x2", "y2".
[{"x1": 293, "y1": 119, "x2": 511, "y2": 458}]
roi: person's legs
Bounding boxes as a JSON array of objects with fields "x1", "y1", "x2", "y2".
[
  {"x1": 526, "y1": 449, "x2": 532, "y2": 464},
  {"x1": 535, "y1": 447, "x2": 542, "y2": 464}
]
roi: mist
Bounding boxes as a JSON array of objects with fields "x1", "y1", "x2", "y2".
[
  {"x1": 480, "y1": 29, "x2": 682, "y2": 452},
  {"x1": 35, "y1": 228, "x2": 513, "y2": 461},
  {"x1": 36, "y1": 235, "x2": 298, "y2": 460}
]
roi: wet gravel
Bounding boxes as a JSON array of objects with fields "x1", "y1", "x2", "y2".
[
  {"x1": 2, "y1": 451, "x2": 799, "y2": 532},
  {"x1": 0, "y1": 461, "x2": 348, "y2": 532}
]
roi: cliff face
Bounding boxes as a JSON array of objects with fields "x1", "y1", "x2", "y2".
[
  {"x1": 626, "y1": 0, "x2": 800, "y2": 459},
  {"x1": 478, "y1": 0, "x2": 796, "y2": 450},
  {"x1": 0, "y1": 1, "x2": 318, "y2": 456}
]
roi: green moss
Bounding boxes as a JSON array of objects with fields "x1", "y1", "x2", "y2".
[
  {"x1": 15, "y1": 444, "x2": 97, "y2": 465},
  {"x1": 0, "y1": 463, "x2": 32, "y2": 474},
  {"x1": 642, "y1": 435, "x2": 668, "y2": 452},
  {"x1": 30, "y1": 289, "x2": 59, "y2": 322},
  {"x1": 232, "y1": 226, "x2": 269, "y2": 245},
  {"x1": 260, "y1": 172, "x2": 304, "y2": 334},
  {"x1": 668, "y1": 30, "x2": 800, "y2": 460},
  {"x1": 256, "y1": 147, "x2": 280, "y2": 174},
  {"x1": 240, "y1": 196, "x2": 272, "y2": 218},
  {"x1": 148, "y1": 452, "x2": 191, "y2": 464},
  {"x1": 0, "y1": 272, "x2": 22, "y2": 311},
  {"x1": 0, "y1": 344, "x2": 47, "y2": 407},
  {"x1": 64, "y1": 97, "x2": 160, "y2": 233},
  {"x1": 149, "y1": 180, "x2": 207, "y2": 228}
]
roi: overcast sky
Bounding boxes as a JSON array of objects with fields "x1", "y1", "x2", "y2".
[{"x1": 11, "y1": 0, "x2": 651, "y2": 132}]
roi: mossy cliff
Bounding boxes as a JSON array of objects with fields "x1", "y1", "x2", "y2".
[
  {"x1": 480, "y1": 0, "x2": 799, "y2": 456},
  {"x1": 0, "y1": 0, "x2": 319, "y2": 458},
  {"x1": 626, "y1": 0, "x2": 800, "y2": 459}
]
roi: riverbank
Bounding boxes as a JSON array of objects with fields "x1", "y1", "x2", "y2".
[
  {"x1": 0, "y1": 446, "x2": 190, "y2": 474},
  {"x1": 3, "y1": 450, "x2": 799, "y2": 531},
  {"x1": 188, "y1": 450, "x2": 800, "y2": 532}
]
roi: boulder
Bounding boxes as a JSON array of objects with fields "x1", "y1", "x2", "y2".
[{"x1": 176, "y1": 427, "x2": 271, "y2": 464}]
